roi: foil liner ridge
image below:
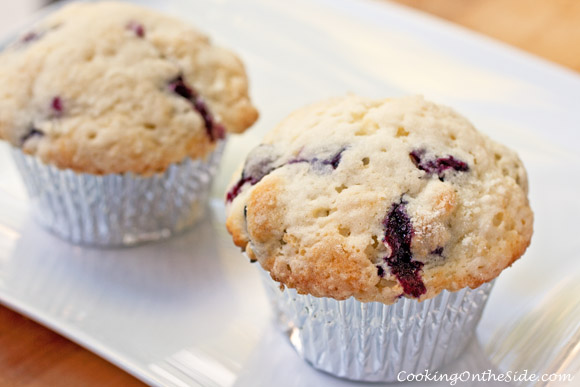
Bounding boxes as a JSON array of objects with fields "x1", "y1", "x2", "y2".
[
  {"x1": 259, "y1": 268, "x2": 494, "y2": 382},
  {"x1": 11, "y1": 142, "x2": 225, "y2": 246}
]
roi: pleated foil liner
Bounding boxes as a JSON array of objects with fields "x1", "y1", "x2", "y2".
[
  {"x1": 259, "y1": 267, "x2": 494, "y2": 382},
  {"x1": 10, "y1": 142, "x2": 225, "y2": 247}
]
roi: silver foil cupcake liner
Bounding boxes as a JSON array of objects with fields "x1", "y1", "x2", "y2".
[
  {"x1": 259, "y1": 267, "x2": 494, "y2": 382},
  {"x1": 11, "y1": 142, "x2": 225, "y2": 247}
]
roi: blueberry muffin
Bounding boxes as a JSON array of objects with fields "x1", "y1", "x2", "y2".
[
  {"x1": 0, "y1": 1, "x2": 258, "y2": 245},
  {"x1": 226, "y1": 95, "x2": 532, "y2": 304},
  {"x1": 0, "y1": 1, "x2": 258, "y2": 175},
  {"x1": 225, "y1": 95, "x2": 532, "y2": 380}
]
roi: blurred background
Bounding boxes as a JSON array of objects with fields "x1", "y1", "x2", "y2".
[{"x1": 1, "y1": 0, "x2": 579, "y2": 72}]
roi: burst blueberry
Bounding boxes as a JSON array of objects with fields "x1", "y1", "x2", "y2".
[
  {"x1": 410, "y1": 149, "x2": 468, "y2": 181},
  {"x1": 226, "y1": 147, "x2": 346, "y2": 203},
  {"x1": 226, "y1": 146, "x2": 279, "y2": 202},
  {"x1": 288, "y1": 147, "x2": 346, "y2": 171},
  {"x1": 382, "y1": 199, "x2": 426, "y2": 298},
  {"x1": 51, "y1": 97, "x2": 63, "y2": 115},
  {"x1": 168, "y1": 75, "x2": 225, "y2": 141},
  {"x1": 126, "y1": 21, "x2": 145, "y2": 38}
]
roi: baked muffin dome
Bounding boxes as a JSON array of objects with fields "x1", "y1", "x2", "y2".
[
  {"x1": 0, "y1": 1, "x2": 258, "y2": 175},
  {"x1": 226, "y1": 95, "x2": 533, "y2": 304}
]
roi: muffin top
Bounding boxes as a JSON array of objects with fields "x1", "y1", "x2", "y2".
[
  {"x1": 225, "y1": 95, "x2": 533, "y2": 304},
  {"x1": 0, "y1": 1, "x2": 258, "y2": 175}
]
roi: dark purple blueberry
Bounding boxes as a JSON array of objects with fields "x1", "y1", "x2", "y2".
[
  {"x1": 21, "y1": 32, "x2": 40, "y2": 43},
  {"x1": 192, "y1": 96, "x2": 225, "y2": 141},
  {"x1": 226, "y1": 146, "x2": 345, "y2": 203},
  {"x1": 320, "y1": 147, "x2": 345, "y2": 169},
  {"x1": 409, "y1": 149, "x2": 422, "y2": 166},
  {"x1": 382, "y1": 199, "x2": 426, "y2": 298},
  {"x1": 288, "y1": 147, "x2": 346, "y2": 171},
  {"x1": 226, "y1": 146, "x2": 280, "y2": 203},
  {"x1": 383, "y1": 201, "x2": 413, "y2": 257},
  {"x1": 226, "y1": 176, "x2": 253, "y2": 203},
  {"x1": 168, "y1": 76, "x2": 194, "y2": 100},
  {"x1": 16, "y1": 24, "x2": 62, "y2": 47},
  {"x1": 376, "y1": 265, "x2": 385, "y2": 277},
  {"x1": 212, "y1": 123, "x2": 226, "y2": 141},
  {"x1": 431, "y1": 246, "x2": 444, "y2": 256},
  {"x1": 126, "y1": 21, "x2": 145, "y2": 38},
  {"x1": 51, "y1": 97, "x2": 63, "y2": 115},
  {"x1": 243, "y1": 149, "x2": 279, "y2": 184},
  {"x1": 287, "y1": 157, "x2": 308, "y2": 166},
  {"x1": 410, "y1": 149, "x2": 468, "y2": 181},
  {"x1": 21, "y1": 128, "x2": 44, "y2": 144},
  {"x1": 168, "y1": 75, "x2": 225, "y2": 141}
]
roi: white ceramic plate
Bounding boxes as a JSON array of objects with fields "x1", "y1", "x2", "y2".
[{"x1": 1, "y1": 0, "x2": 579, "y2": 386}]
